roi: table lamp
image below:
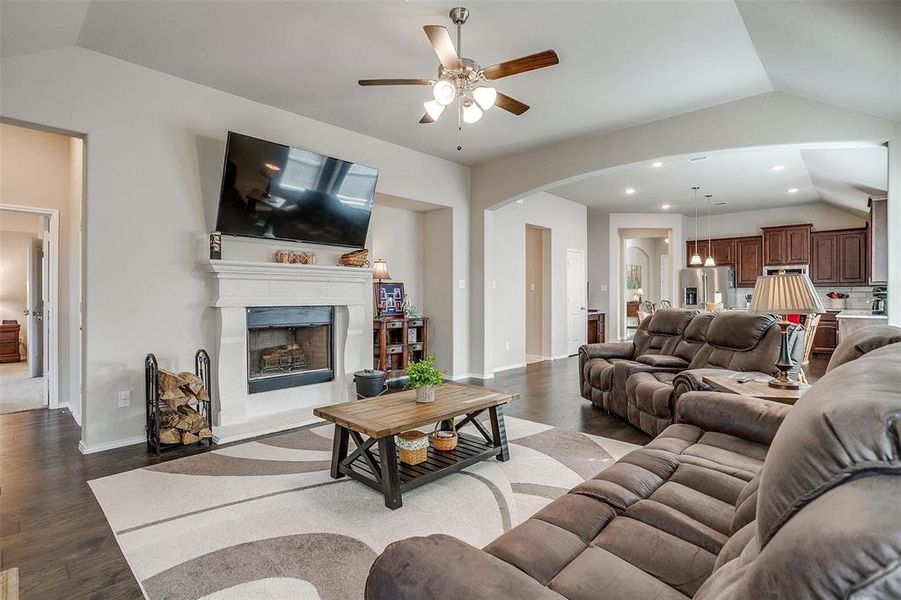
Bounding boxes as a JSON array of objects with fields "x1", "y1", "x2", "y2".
[
  {"x1": 372, "y1": 259, "x2": 391, "y2": 319},
  {"x1": 749, "y1": 272, "x2": 825, "y2": 389},
  {"x1": 631, "y1": 288, "x2": 644, "y2": 302}
]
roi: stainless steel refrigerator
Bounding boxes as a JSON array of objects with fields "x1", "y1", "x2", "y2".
[{"x1": 680, "y1": 267, "x2": 736, "y2": 309}]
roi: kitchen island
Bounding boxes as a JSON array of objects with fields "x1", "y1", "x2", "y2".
[{"x1": 836, "y1": 310, "x2": 889, "y2": 345}]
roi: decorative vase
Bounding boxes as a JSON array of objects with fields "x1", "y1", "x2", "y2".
[{"x1": 415, "y1": 385, "x2": 436, "y2": 403}]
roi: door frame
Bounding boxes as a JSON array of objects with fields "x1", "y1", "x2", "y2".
[
  {"x1": 1, "y1": 203, "x2": 60, "y2": 409},
  {"x1": 565, "y1": 247, "x2": 587, "y2": 355}
]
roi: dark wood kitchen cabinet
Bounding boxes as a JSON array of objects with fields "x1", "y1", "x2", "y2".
[
  {"x1": 762, "y1": 224, "x2": 811, "y2": 266},
  {"x1": 810, "y1": 228, "x2": 867, "y2": 286},
  {"x1": 812, "y1": 311, "x2": 839, "y2": 355},
  {"x1": 710, "y1": 238, "x2": 736, "y2": 266},
  {"x1": 735, "y1": 236, "x2": 763, "y2": 287},
  {"x1": 685, "y1": 240, "x2": 709, "y2": 266}
]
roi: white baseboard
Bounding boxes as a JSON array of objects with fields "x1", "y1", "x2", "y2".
[
  {"x1": 553, "y1": 354, "x2": 572, "y2": 360},
  {"x1": 59, "y1": 402, "x2": 82, "y2": 426},
  {"x1": 494, "y1": 362, "x2": 527, "y2": 373},
  {"x1": 453, "y1": 372, "x2": 494, "y2": 380},
  {"x1": 78, "y1": 435, "x2": 146, "y2": 455}
]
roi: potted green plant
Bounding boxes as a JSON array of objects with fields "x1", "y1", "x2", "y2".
[{"x1": 406, "y1": 355, "x2": 444, "y2": 403}]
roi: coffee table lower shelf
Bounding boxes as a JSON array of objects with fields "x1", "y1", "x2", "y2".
[{"x1": 337, "y1": 431, "x2": 501, "y2": 508}]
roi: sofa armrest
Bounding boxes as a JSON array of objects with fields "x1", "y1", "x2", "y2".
[
  {"x1": 365, "y1": 534, "x2": 562, "y2": 600},
  {"x1": 636, "y1": 355, "x2": 689, "y2": 369},
  {"x1": 672, "y1": 368, "x2": 773, "y2": 396},
  {"x1": 579, "y1": 341, "x2": 635, "y2": 360},
  {"x1": 674, "y1": 391, "x2": 790, "y2": 446}
]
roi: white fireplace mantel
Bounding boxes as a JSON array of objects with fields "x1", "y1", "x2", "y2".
[{"x1": 204, "y1": 259, "x2": 374, "y2": 443}]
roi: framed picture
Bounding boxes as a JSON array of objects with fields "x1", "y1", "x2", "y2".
[
  {"x1": 626, "y1": 265, "x2": 642, "y2": 290},
  {"x1": 374, "y1": 282, "x2": 405, "y2": 317}
]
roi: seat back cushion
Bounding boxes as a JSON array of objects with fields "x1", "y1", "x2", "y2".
[
  {"x1": 826, "y1": 324, "x2": 901, "y2": 372},
  {"x1": 673, "y1": 313, "x2": 716, "y2": 363},
  {"x1": 688, "y1": 313, "x2": 787, "y2": 373},
  {"x1": 695, "y1": 343, "x2": 901, "y2": 599},
  {"x1": 633, "y1": 308, "x2": 698, "y2": 357}
]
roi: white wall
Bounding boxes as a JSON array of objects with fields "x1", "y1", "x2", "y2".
[
  {"x1": 368, "y1": 204, "x2": 424, "y2": 313},
  {"x1": 587, "y1": 212, "x2": 610, "y2": 311},
  {"x1": 691, "y1": 202, "x2": 866, "y2": 239},
  {"x1": 0, "y1": 124, "x2": 81, "y2": 420},
  {"x1": 489, "y1": 193, "x2": 587, "y2": 372},
  {"x1": 0, "y1": 46, "x2": 471, "y2": 451}
]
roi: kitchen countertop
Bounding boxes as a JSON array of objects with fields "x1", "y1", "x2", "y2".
[{"x1": 836, "y1": 310, "x2": 888, "y2": 320}]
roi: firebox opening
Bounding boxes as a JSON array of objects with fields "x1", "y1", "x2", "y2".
[{"x1": 246, "y1": 306, "x2": 334, "y2": 394}]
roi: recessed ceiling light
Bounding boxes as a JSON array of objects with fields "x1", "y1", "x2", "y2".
[
  {"x1": 625, "y1": 188, "x2": 636, "y2": 195},
  {"x1": 661, "y1": 204, "x2": 671, "y2": 210},
  {"x1": 770, "y1": 165, "x2": 786, "y2": 172},
  {"x1": 787, "y1": 187, "x2": 800, "y2": 194},
  {"x1": 652, "y1": 161, "x2": 664, "y2": 168}
]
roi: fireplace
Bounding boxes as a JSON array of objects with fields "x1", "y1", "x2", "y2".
[{"x1": 246, "y1": 306, "x2": 334, "y2": 393}]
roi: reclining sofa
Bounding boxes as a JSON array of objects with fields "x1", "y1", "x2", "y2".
[
  {"x1": 581, "y1": 309, "x2": 803, "y2": 435},
  {"x1": 366, "y1": 326, "x2": 901, "y2": 600}
]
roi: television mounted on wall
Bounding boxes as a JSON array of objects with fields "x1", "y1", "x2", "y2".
[{"x1": 215, "y1": 131, "x2": 378, "y2": 248}]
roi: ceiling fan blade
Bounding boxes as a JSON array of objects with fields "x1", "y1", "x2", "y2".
[
  {"x1": 424, "y1": 25, "x2": 461, "y2": 70},
  {"x1": 419, "y1": 113, "x2": 436, "y2": 124},
  {"x1": 358, "y1": 79, "x2": 433, "y2": 86},
  {"x1": 482, "y1": 50, "x2": 559, "y2": 80},
  {"x1": 495, "y1": 92, "x2": 530, "y2": 115}
]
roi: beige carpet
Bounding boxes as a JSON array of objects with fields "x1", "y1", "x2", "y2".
[
  {"x1": 90, "y1": 416, "x2": 639, "y2": 600},
  {"x1": 0, "y1": 362, "x2": 45, "y2": 414}
]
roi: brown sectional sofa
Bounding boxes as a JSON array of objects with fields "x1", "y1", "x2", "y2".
[
  {"x1": 365, "y1": 326, "x2": 901, "y2": 600},
  {"x1": 578, "y1": 309, "x2": 698, "y2": 413},
  {"x1": 582, "y1": 309, "x2": 803, "y2": 436}
]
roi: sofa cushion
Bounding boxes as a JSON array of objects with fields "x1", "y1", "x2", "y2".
[
  {"x1": 755, "y1": 342, "x2": 901, "y2": 548},
  {"x1": 704, "y1": 312, "x2": 777, "y2": 351},
  {"x1": 826, "y1": 324, "x2": 901, "y2": 371},
  {"x1": 633, "y1": 308, "x2": 698, "y2": 357}
]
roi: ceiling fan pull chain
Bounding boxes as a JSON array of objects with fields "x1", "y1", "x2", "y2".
[{"x1": 457, "y1": 102, "x2": 464, "y2": 151}]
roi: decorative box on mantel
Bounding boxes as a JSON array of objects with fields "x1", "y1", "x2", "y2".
[{"x1": 204, "y1": 259, "x2": 373, "y2": 444}]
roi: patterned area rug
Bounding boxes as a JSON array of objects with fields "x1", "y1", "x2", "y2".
[{"x1": 90, "y1": 416, "x2": 639, "y2": 600}]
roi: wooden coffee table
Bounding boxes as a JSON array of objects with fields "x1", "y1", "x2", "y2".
[
  {"x1": 313, "y1": 383, "x2": 515, "y2": 509},
  {"x1": 702, "y1": 375, "x2": 810, "y2": 405}
]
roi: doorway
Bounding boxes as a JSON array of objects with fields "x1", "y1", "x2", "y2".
[
  {"x1": 525, "y1": 225, "x2": 551, "y2": 363},
  {"x1": 620, "y1": 230, "x2": 672, "y2": 339},
  {"x1": 565, "y1": 248, "x2": 587, "y2": 355},
  {"x1": 0, "y1": 206, "x2": 58, "y2": 413}
]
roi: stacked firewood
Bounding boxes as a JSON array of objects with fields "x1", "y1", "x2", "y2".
[{"x1": 157, "y1": 369, "x2": 212, "y2": 445}]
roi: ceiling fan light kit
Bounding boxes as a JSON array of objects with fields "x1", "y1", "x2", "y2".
[{"x1": 358, "y1": 6, "x2": 559, "y2": 149}]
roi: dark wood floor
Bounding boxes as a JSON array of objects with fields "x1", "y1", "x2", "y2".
[{"x1": 0, "y1": 354, "x2": 828, "y2": 598}]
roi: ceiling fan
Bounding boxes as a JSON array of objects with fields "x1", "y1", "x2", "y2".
[{"x1": 358, "y1": 6, "x2": 559, "y2": 129}]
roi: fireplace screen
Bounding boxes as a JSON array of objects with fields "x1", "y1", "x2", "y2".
[{"x1": 246, "y1": 306, "x2": 334, "y2": 393}]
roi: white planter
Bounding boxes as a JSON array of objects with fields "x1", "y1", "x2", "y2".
[{"x1": 415, "y1": 385, "x2": 436, "y2": 403}]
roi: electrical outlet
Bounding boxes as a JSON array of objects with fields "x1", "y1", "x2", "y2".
[
  {"x1": 530, "y1": 283, "x2": 536, "y2": 291},
  {"x1": 505, "y1": 341, "x2": 511, "y2": 351},
  {"x1": 601, "y1": 284, "x2": 608, "y2": 291},
  {"x1": 118, "y1": 389, "x2": 131, "y2": 408}
]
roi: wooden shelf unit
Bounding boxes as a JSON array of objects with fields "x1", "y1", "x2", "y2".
[{"x1": 373, "y1": 317, "x2": 429, "y2": 379}]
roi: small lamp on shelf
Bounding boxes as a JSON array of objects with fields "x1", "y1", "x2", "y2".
[
  {"x1": 749, "y1": 272, "x2": 825, "y2": 389},
  {"x1": 372, "y1": 259, "x2": 391, "y2": 319},
  {"x1": 631, "y1": 288, "x2": 644, "y2": 302}
]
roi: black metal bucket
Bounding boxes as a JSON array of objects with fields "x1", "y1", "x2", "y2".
[{"x1": 354, "y1": 369, "x2": 387, "y2": 398}]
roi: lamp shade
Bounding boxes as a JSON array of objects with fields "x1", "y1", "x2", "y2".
[
  {"x1": 749, "y1": 273, "x2": 825, "y2": 315},
  {"x1": 372, "y1": 259, "x2": 390, "y2": 281}
]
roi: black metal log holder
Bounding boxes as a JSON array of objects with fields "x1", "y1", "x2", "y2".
[{"x1": 145, "y1": 349, "x2": 213, "y2": 455}]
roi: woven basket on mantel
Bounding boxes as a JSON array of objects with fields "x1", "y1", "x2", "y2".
[{"x1": 339, "y1": 248, "x2": 369, "y2": 267}]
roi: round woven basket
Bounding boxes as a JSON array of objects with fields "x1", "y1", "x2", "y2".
[
  {"x1": 396, "y1": 430, "x2": 428, "y2": 465},
  {"x1": 431, "y1": 421, "x2": 458, "y2": 451},
  {"x1": 340, "y1": 248, "x2": 369, "y2": 267}
]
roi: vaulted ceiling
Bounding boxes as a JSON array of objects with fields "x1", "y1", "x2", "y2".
[{"x1": 2, "y1": 1, "x2": 898, "y2": 167}]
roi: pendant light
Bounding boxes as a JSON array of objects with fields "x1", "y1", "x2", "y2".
[
  {"x1": 704, "y1": 193, "x2": 716, "y2": 267},
  {"x1": 689, "y1": 186, "x2": 703, "y2": 266}
]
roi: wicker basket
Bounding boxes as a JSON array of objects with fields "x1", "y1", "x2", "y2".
[
  {"x1": 396, "y1": 430, "x2": 428, "y2": 465},
  {"x1": 340, "y1": 248, "x2": 370, "y2": 267},
  {"x1": 432, "y1": 421, "x2": 458, "y2": 451}
]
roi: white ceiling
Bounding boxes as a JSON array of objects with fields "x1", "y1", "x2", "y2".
[
  {"x1": 548, "y1": 144, "x2": 888, "y2": 216},
  {"x1": 0, "y1": 1, "x2": 897, "y2": 166}
]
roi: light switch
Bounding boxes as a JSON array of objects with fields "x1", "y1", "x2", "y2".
[
  {"x1": 530, "y1": 283, "x2": 536, "y2": 291},
  {"x1": 458, "y1": 279, "x2": 466, "y2": 289}
]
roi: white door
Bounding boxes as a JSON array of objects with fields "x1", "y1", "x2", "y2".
[
  {"x1": 26, "y1": 238, "x2": 44, "y2": 381},
  {"x1": 566, "y1": 249, "x2": 586, "y2": 355}
]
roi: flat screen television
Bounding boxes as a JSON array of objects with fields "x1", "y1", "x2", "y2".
[{"x1": 215, "y1": 132, "x2": 378, "y2": 248}]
